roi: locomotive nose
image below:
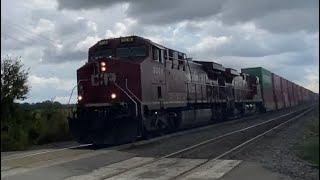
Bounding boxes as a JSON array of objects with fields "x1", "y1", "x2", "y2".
[
  {"x1": 77, "y1": 57, "x2": 141, "y2": 105},
  {"x1": 89, "y1": 71, "x2": 122, "y2": 103}
]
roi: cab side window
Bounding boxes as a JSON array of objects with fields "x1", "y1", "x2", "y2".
[
  {"x1": 153, "y1": 47, "x2": 159, "y2": 62},
  {"x1": 153, "y1": 46, "x2": 164, "y2": 63}
]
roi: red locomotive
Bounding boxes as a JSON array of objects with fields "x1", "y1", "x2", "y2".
[{"x1": 68, "y1": 35, "x2": 317, "y2": 145}]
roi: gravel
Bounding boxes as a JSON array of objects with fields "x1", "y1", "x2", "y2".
[
  {"x1": 231, "y1": 106, "x2": 319, "y2": 180},
  {"x1": 122, "y1": 105, "x2": 308, "y2": 157}
]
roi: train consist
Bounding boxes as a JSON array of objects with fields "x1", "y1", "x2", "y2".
[{"x1": 68, "y1": 36, "x2": 318, "y2": 145}]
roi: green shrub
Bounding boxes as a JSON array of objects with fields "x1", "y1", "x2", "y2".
[
  {"x1": 1, "y1": 123, "x2": 29, "y2": 151},
  {"x1": 1, "y1": 105, "x2": 30, "y2": 151},
  {"x1": 31, "y1": 106, "x2": 72, "y2": 145},
  {"x1": 1, "y1": 102, "x2": 73, "y2": 151}
]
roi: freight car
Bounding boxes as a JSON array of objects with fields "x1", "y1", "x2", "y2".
[
  {"x1": 69, "y1": 35, "x2": 317, "y2": 145},
  {"x1": 241, "y1": 67, "x2": 318, "y2": 111}
]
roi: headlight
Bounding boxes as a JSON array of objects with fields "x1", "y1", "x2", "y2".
[
  {"x1": 101, "y1": 61, "x2": 106, "y2": 72},
  {"x1": 111, "y1": 93, "x2": 117, "y2": 99},
  {"x1": 77, "y1": 95, "x2": 83, "y2": 101}
]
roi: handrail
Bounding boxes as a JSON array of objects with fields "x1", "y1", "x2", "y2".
[
  {"x1": 67, "y1": 79, "x2": 87, "y2": 104},
  {"x1": 185, "y1": 81, "x2": 224, "y2": 87},
  {"x1": 185, "y1": 81, "x2": 252, "y2": 91},
  {"x1": 125, "y1": 79, "x2": 142, "y2": 103},
  {"x1": 113, "y1": 81, "x2": 138, "y2": 117}
]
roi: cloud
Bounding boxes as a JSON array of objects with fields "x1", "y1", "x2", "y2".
[
  {"x1": 26, "y1": 74, "x2": 78, "y2": 103},
  {"x1": 186, "y1": 36, "x2": 231, "y2": 57},
  {"x1": 303, "y1": 68, "x2": 319, "y2": 93},
  {"x1": 56, "y1": 17, "x2": 97, "y2": 37},
  {"x1": 1, "y1": 0, "x2": 318, "y2": 104},
  {"x1": 75, "y1": 35, "x2": 100, "y2": 51},
  {"x1": 56, "y1": 0, "x2": 127, "y2": 10},
  {"x1": 105, "y1": 18, "x2": 137, "y2": 38},
  {"x1": 32, "y1": 19, "x2": 56, "y2": 34},
  {"x1": 186, "y1": 26, "x2": 314, "y2": 60},
  {"x1": 56, "y1": 0, "x2": 319, "y2": 33},
  {"x1": 29, "y1": 74, "x2": 76, "y2": 91},
  {"x1": 253, "y1": 8, "x2": 318, "y2": 33},
  {"x1": 126, "y1": 0, "x2": 224, "y2": 25}
]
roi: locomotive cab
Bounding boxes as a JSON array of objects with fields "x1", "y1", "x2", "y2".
[{"x1": 77, "y1": 37, "x2": 152, "y2": 105}]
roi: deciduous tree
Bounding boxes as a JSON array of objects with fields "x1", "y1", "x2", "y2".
[{"x1": 1, "y1": 56, "x2": 30, "y2": 103}]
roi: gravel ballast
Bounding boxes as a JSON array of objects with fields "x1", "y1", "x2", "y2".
[
  {"x1": 123, "y1": 105, "x2": 308, "y2": 157},
  {"x1": 231, "y1": 107, "x2": 319, "y2": 180}
]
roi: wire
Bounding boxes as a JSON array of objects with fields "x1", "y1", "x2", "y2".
[
  {"x1": 1, "y1": 18, "x2": 79, "y2": 104},
  {"x1": 1, "y1": 20, "x2": 57, "y2": 48},
  {"x1": 1, "y1": 32, "x2": 34, "y2": 47},
  {"x1": 1, "y1": 16, "x2": 55, "y2": 43}
]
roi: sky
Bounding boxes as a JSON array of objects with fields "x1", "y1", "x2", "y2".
[{"x1": 1, "y1": 0, "x2": 319, "y2": 104}]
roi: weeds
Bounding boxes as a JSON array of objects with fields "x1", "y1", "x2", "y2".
[
  {"x1": 1, "y1": 102, "x2": 73, "y2": 151},
  {"x1": 297, "y1": 109, "x2": 319, "y2": 167}
]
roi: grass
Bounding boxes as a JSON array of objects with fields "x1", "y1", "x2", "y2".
[
  {"x1": 1, "y1": 104, "x2": 73, "y2": 151},
  {"x1": 297, "y1": 109, "x2": 319, "y2": 167}
]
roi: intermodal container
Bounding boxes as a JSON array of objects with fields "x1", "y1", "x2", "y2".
[
  {"x1": 287, "y1": 80, "x2": 293, "y2": 107},
  {"x1": 294, "y1": 84, "x2": 299, "y2": 105},
  {"x1": 272, "y1": 73, "x2": 284, "y2": 109},
  {"x1": 297, "y1": 85, "x2": 302, "y2": 104},
  {"x1": 292, "y1": 83, "x2": 298, "y2": 106},
  {"x1": 307, "y1": 90, "x2": 313, "y2": 101},
  {"x1": 241, "y1": 67, "x2": 276, "y2": 111},
  {"x1": 301, "y1": 87, "x2": 304, "y2": 102},
  {"x1": 291, "y1": 83, "x2": 295, "y2": 106},
  {"x1": 303, "y1": 88, "x2": 309, "y2": 102},
  {"x1": 281, "y1": 77, "x2": 290, "y2": 107},
  {"x1": 302, "y1": 87, "x2": 307, "y2": 102},
  {"x1": 305, "y1": 89, "x2": 310, "y2": 101}
]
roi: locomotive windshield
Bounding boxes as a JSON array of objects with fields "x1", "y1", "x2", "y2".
[
  {"x1": 90, "y1": 49, "x2": 113, "y2": 61},
  {"x1": 116, "y1": 46, "x2": 146, "y2": 57}
]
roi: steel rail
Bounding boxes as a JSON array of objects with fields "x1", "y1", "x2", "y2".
[
  {"x1": 172, "y1": 105, "x2": 316, "y2": 179},
  {"x1": 1, "y1": 143, "x2": 92, "y2": 162},
  {"x1": 0, "y1": 108, "x2": 272, "y2": 163},
  {"x1": 97, "y1": 104, "x2": 315, "y2": 180}
]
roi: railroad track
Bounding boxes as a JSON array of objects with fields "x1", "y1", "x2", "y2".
[
  {"x1": 1, "y1": 143, "x2": 93, "y2": 162},
  {"x1": 0, "y1": 107, "x2": 275, "y2": 163},
  {"x1": 0, "y1": 104, "x2": 297, "y2": 164},
  {"x1": 172, "y1": 105, "x2": 316, "y2": 179},
  {"x1": 63, "y1": 104, "x2": 316, "y2": 180},
  {"x1": 2, "y1": 105, "x2": 315, "y2": 179},
  {"x1": 0, "y1": 113, "x2": 265, "y2": 177}
]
